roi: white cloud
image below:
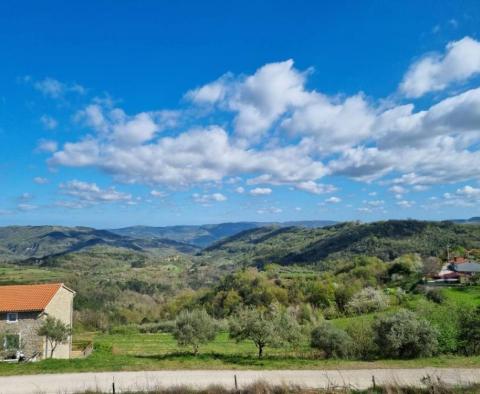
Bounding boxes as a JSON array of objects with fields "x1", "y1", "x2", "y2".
[
  {"x1": 59, "y1": 180, "x2": 132, "y2": 206},
  {"x1": 235, "y1": 186, "x2": 245, "y2": 194},
  {"x1": 396, "y1": 200, "x2": 415, "y2": 208},
  {"x1": 40, "y1": 115, "x2": 58, "y2": 130},
  {"x1": 192, "y1": 192, "x2": 227, "y2": 204},
  {"x1": 389, "y1": 185, "x2": 407, "y2": 194},
  {"x1": 33, "y1": 77, "x2": 85, "y2": 99},
  {"x1": 17, "y1": 203, "x2": 38, "y2": 211},
  {"x1": 294, "y1": 181, "x2": 337, "y2": 195},
  {"x1": 36, "y1": 139, "x2": 58, "y2": 153},
  {"x1": 400, "y1": 37, "x2": 480, "y2": 98},
  {"x1": 150, "y1": 190, "x2": 168, "y2": 198},
  {"x1": 33, "y1": 177, "x2": 49, "y2": 184},
  {"x1": 325, "y1": 196, "x2": 341, "y2": 204},
  {"x1": 45, "y1": 51, "x2": 480, "y2": 198},
  {"x1": 250, "y1": 187, "x2": 272, "y2": 196},
  {"x1": 366, "y1": 199, "x2": 384, "y2": 207},
  {"x1": 257, "y1": 206, "x2": 282, "y2": 214}
]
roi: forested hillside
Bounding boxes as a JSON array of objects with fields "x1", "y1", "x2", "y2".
[{"x1": 202, "y1": 220, "x2": 480, "y2": 267}]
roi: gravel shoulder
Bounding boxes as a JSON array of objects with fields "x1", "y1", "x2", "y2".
[{"x1": 1, "y1": 368, "x2": 480, "y2": 393}]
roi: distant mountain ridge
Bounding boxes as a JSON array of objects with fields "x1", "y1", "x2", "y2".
[
  {"x1": 109, "y1": 220, "x2": 337, "y2": 247},
  {"x1": 0, "y1": 225, "x2": 198, "y2": 261}
]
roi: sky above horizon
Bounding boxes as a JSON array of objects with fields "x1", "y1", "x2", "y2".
[{"x1": 1, "y1": 0, "x2": 480, "y2": 228}]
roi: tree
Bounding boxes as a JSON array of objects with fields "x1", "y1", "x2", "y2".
[
  {"x1": 310, "y1": 322, "x2": 352, "y2": 359},
  {"x1": 346, "y1": 287, "x2": 389, "y2": 315},
  {"x1": 173, "y1": 309, "x2": 217, "y2": 355},
  {"x1": 229, "y1": 308, "x2": 277, "y2": 358},
  {"x1": 372, "y1": 309, "x2": 438, "y2": 358},
  {"x1": 458, "y1": 306, "x2": 480, "y2": 356},
  {"x1": 37, "y1": 316, "x2": 71, "y2": 358}
]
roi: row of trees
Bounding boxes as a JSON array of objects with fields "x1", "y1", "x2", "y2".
[{"x1": 173, "y1": 306, "x2": 480, "y2": 359}]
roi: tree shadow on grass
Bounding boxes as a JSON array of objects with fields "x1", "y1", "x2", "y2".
[{"x1": 133, "y1": 352, "x2": 315, "y2": 367}]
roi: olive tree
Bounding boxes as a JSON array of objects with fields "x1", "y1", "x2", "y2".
[
  {"x1": 229, "y1": 307, "x2": 303, "y2": 358},
  {"x1": 372, "y1": 309, "x2": 438, "y2": 358},
  {"x1": 37, "y1": 316, "x2": 71, "y2": 358},
  {"x1": 229, "y1": 308, "x2": 276, "y2": 358},
  {"x1": 173, "y1": 309, "x2": 218, "y2": 355}
]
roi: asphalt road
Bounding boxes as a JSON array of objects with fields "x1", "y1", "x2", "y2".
[{"x1": 0, "y1": 369, "x2": 480, "y2": 393}]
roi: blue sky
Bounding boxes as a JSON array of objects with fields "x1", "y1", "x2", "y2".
[{"x1": 1, "y1": 0, "x2": 480, "y2": 227}]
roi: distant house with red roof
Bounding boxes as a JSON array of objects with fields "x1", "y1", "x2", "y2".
[{"x1": 0, "y1": 283, "x2": 75, "y2": 360}]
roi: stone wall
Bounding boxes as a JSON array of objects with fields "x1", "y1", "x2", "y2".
[{"x1": 0, "y1": 312, "x2": 44, "y2": 359}]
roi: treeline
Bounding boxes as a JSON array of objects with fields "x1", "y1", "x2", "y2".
[{"x1": 169, "y1": 305, "x2": 480, "y2": 360}]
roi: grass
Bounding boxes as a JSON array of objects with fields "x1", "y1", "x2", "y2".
[
  {"x1": 76, "y1": 381, "x2": 480, "y2": 394},
  {"x1": 0, "y1": 264, "x2": 65, "y2": 285},
  {"x1": 1, "y1": 331, "x2": 480, "y2": 376},
  {"x1": 443, "y1": 287, "x2": 480, "y2": 308}
]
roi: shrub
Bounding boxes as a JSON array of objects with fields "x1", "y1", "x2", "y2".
[
  {"x1": 373, "y1": 309, "x2": 438, "y2": 358},
  {"x1": 345, "y1": 320, "x2": 377, "y2": 360},
  {"x1": 310, "y1": 322, "x2": 352, "y2": 358},
  {"x1": 424, "y1": 288, "x2": 445, "y2": 304},
  {"x1": 459, "y1": 306, "x2": 480, "y2": 356},
  {"x1": 173, "y1": 309, "x2": 218, "y2": 355},
  {"x1": 346, "y1": 287, "x2": 389, "y2": 315}
]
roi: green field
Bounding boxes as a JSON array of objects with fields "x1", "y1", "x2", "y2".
[
  {"x1": 1, "y1": 330, "x2": 480, "y2": 376},
  {"x1": 0, "y1": 265, "x2": 65, "y2": 285}
]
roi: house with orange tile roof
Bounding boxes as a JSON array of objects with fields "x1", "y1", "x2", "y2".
[{"x1": 0, "y1": 283, "x2": 75, "y2": 360}]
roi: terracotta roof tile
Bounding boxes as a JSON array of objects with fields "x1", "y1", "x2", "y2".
[{"x1": 0, "y1": 283, "x2": 63, "y2": 312}]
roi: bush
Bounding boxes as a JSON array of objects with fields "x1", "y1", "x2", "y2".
[
  {"x1": 310, "y1": 322, "x2": 352, "y2": 358},
  {"x1": 346, "y1": 287, "x2": 389, "y2": 315},
  {"x1": 138, "y1": 321, "x2": 175, "y2": 333},
  {"x1": 345, "y1": 320, "x2": 377, "y2": 360},
  {"x1": 421, "y1": 287, "x2": 445, "y2": 304},
  {"x1": 373, "y1": 309, "x2": 438, "y2": 358},
  {"x1": 458, "y1": 306, "x2": 480, "y2": 355}
]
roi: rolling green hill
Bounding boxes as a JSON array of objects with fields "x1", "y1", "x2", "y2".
[{"x1": 201, "y1": 220, "x2": 480, "y2": 267}]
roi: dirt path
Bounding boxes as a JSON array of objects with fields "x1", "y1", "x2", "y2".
[{"x1": 0, "y1": 369, "x2": 480, "y2": 393}]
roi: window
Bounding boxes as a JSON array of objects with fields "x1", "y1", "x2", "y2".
[
  {"x1": 3, "y1": 334, "x2": 20, "y2": 350},
  {"x1": 6, "y1": 313, "x2": 18, "y2": 323}
]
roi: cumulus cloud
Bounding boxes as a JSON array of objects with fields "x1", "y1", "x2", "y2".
[
  {"x1": 192, "y1": 192, "x2": 227, "y2": 204},
  {"x1": 400, "y1": 37, "x2": 480, "y2": 98},
  {"x1": 32, "y1": 77, "x2": 86, "y2": 99},
  {"x1": 257, "y1": 206, "x2": 282, "y2": 214},
  {"x1": 235, "y1": 186, "x2": 245, "y2": 194},
  {"x1": 17, "y1": 203, "x2": 38, "y2": 211},
  {"x1": 250, "y1": 187, "x2": 272, "y2": 196},
  {"x1": 396, "y1": 200, "x2": 415, "y2": 208},
  {"x1": 33, "y1": 177, "x2": 49, "y2": 184},
  {"x1": 40, "y1": 115, "x2": 58, "y2": 130},
  {"x1": 36, "y1": 139, "x2": 58, "y2": 153},
  {"x1": 44, "y1": 44, "x2": 480, "y2": 204},
  {"x1": 325, "y1": 196, "x2": 341, "y2": 204},
  {"x1": 59, "y1": 180, "x2": 132, "y2": 207},
  {"x1": 150, "y1": 190, "x2": 168, "y2": 198}
]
